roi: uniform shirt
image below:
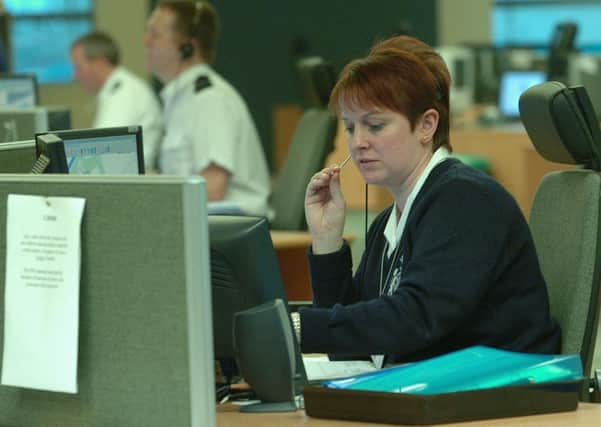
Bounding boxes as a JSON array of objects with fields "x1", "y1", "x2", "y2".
[
  {"x1": 94, "y1": 67, "x2": 163, "y2": 170},
  {"x1": 159, "y1": 64, "x2": 271, "y2": 218}
]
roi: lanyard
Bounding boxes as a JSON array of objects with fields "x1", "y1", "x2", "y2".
[{"x1": 379, "y1": 240, "x2": 403, "y2": 297}]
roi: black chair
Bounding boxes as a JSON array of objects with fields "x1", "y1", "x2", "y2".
[
  {"x1": 547, "y1": 22, "x2": 578, "y2": 82},
  {"x1": 270, "y1": 57, "x2": 337, "y2": 231},
  {"x1": 295, "y1": 56, "x2": 337, "y2": 109},
  {"x1": 519, "y1": 81, "x2": 601, "y2": 401}
]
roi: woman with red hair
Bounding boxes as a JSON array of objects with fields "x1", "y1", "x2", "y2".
[{"x1": 293, "y1": 36, "x2": 560, "y2": 366}]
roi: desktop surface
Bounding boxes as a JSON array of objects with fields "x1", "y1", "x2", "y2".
[{"x1": 217, "y1": 402, "x2": 600, "y2": 426}]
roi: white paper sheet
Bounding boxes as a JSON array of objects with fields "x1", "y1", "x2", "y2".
[
  {"x1": 1, "y1": 194, "x2": 86, "y2": 393},
  {"x1": 303, "y1": 355, "x2": 377, "y2": 381}
]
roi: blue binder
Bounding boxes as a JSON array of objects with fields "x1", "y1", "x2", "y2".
[{"x1": 322, "y1": 346, "x2": 583, "y2": 394}]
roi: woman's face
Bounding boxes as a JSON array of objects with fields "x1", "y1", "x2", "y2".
[{"x1": 341, "y1": 106, "x2": 436, "y2": 191}]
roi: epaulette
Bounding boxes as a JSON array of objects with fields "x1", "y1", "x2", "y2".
[
  {"x1": 110, "y1": 80, "x2": 122, "y2": 94},
  {"x1": 195, "y1": 75, "x2": 212, "y2": 93}
]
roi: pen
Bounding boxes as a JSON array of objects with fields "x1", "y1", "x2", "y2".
[{"x1": 338, "y1": 154, "x2": 352, "y2": 169}]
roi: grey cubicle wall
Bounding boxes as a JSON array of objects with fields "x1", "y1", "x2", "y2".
[
  {"x1": 0, "y1": 139, "x2": 35, "y2": 173},
  {"x1": 0, "y1": 175, "x2": 215, "y2": 427}
]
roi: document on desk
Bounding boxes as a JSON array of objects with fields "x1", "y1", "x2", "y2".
[
  {"x1": 303, "y1": 355, "x2": 378, "y2": 381},
  {"x1": 1, "y1": 194, "x2": 85, "y2": 393}
]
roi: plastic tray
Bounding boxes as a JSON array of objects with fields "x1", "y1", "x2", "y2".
[{"x1": 303, "y1": 380, "x2": 581, "y2": 425}]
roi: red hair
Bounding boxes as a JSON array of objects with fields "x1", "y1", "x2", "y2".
[{"x1": 329, "y1": 36, "x2": 451, "y2": 151}]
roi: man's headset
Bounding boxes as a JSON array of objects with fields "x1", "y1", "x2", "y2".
[{"x1": 179, "y1": 2, "x2": 203, "y2": 60}]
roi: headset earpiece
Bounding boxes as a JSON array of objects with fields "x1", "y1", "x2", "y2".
[
  {"x1": 179, "y1": 2, "x2": 203, "y2": 61},
  {"x1": 179, "y1": 42, "x2": 194, "y2": 60}
]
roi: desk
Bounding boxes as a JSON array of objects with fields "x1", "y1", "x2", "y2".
[
  {"x1": 217, "y1": 402, "x2": 600, "y2": 426},
  {"x1": 450, "y1": 124, "x2": 574, "y2": 217},
  {"x1": 271, "y1": 231, "x2": 313, "y2": 301},
  {"x1": 271, "y1": 231, "x2": 354, "y2": 301}
]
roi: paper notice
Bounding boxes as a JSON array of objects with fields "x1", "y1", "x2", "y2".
[
  {"x1": 303, "y1": 355, "x2": 377, "y2": 381},
  {"x1": 1, "y1": 194, "x2": 85, "y2": 393}
]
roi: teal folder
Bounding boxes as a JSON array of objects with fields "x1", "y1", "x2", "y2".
[{"x1": 322, "y1": 346, "x2": 583, "y2": 394}]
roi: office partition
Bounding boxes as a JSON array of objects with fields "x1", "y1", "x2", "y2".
[
  {"x1": 0, "y1": 175, "x2": 215, "y2": 427},
  {"x1": 0, "y1": 139, "x2": 35, "y2": 173}
]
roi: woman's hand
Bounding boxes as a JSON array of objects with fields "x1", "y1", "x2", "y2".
[{"x1": 304, "y1": 165, "x2": 346, "y2": 254}]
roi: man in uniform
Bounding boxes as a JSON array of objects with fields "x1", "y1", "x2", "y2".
[
  {"x1": 144, "y1": 1, "x2": 271, "y2": 217},
  {"x1": 71, "y1": 31, "x2": 164, "y2": 170}
]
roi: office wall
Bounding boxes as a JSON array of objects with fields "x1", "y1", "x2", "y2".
[
  {"x1": 39, "y1": 0, "x2": 151, "y2": 130},
  {"x1": 437, "y1": 0, "x2": 492, "y2": 45},
  {"x1": 40, "y1": 0, "x2": 440, "y2": 166},
  {"x1": 211, "y1": 0, "x2": 437, "y2": 170}
]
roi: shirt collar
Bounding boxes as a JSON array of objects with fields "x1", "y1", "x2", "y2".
[
  {"x1": 383, "y1": 146, "x2": 451, "y2": 256},
  {"x1": 160, "y1": 63, "x2": 212, "y2": 103}
]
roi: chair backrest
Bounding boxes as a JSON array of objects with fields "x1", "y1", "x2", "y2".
[
  {"x1": 295, "y1": 56, "x2": 337, "y2": 108},
  {"x1": 547, "y1": 22, "x2": 578, "y2": 82},
  {"x1": 270, "y1": 108, "x2": 337, "y2": 230},
  {"x1": 519, "y1": 81, "x2": 601, "y2": 382}
]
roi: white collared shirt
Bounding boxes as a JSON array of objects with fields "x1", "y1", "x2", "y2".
[
  {"x1": 159, "y1": 64, "x2": 272, "y2": 218},
  {"x1": 94, "y1": 67, "x2": 163, "y2": 170}
]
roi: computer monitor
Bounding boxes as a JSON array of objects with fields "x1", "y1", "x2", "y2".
[
  {"x1": 436, "y1": 46, "x2": 476, "y2": 115},
  {"x1": 498, "y1": 70, "x2": 546, "y2": 119},
  {"x1": 0, "y1": 106, "x2": 71, "y2": 143},
  {"x1": 0, "y1": 175, "x2": 215, "y2": 426},
  {"x1": 468, "y1": 44, "x2": 500, "y2": 104},
  {"x1": 0, "y1": 139, "x2": 35, "y2": 173},
  {"x1": 0, "y1": 107, "x2": 47, "y2": 142},
  {"x1": 36, "y1": 126, "x2": 145, "y2": 175},
  {"x1": 568, "y1": 53, "x2": 601, "y2": 119},
  {"x1": 209, "y1": 215, "x2": 306, "y2": 389},
  {"x1": 32, "y1": 133, "x2": 68, "y2": 174},
  {"x1": 0, "y1": 73, "x2": 37, "y2": 108},
  {"x1": 46, "y1": 105, "x2": 72, "y2": 131}
]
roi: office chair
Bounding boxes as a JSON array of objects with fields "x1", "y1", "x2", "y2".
[
  {"x1": 519, "y1": 81, "x2": 601, "y2": 402},
  {"x1": 270, "y1": 57, "x2": 337, "y2": 230},
  {"x1": 547, "y1": 22, "x2": 578, "y2": 83},
  {"x1": 295, "y1": 56, "x2": 337, "y2": 109}
]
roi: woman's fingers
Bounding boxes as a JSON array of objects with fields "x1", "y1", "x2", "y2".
[{"x1": 307, "y1": 167, "x2": 338, "y2": 196}]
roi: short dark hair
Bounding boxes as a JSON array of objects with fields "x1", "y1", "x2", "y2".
[
  {"x1": 329, "y1": 35, "x2": 451, "y2": 152},
  {"x1": 159, "y1": 1, "x2": 220, "y2": 64},
  {"x1": 71, "y1": 31, "x2": 120, "y2": 66}
]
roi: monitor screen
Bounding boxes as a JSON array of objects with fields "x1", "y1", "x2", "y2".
[
  {"x1": 36, "y1": 126, "x2": 144, "y2": 175},
  {"x1": 208, "y1": 215, "x2": 306, "y2": 389},
  {"x1": 0, "y1": 73, "x2": 37, "y2": 108},
  {"x1": 499, "y1": 70, "x2": 546, "y2": 118}
]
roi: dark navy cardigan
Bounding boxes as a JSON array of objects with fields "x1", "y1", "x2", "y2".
[{"x1": 299, "y1": 159, "x2": 561, "y2": 363}]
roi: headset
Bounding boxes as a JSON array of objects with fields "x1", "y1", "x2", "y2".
[
  {"x1": 179, "y1": 2, "x2": 203, "y2": 60},
  {"x1": 179, "y1": 42, "x2": 194, "y2": 60}
]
